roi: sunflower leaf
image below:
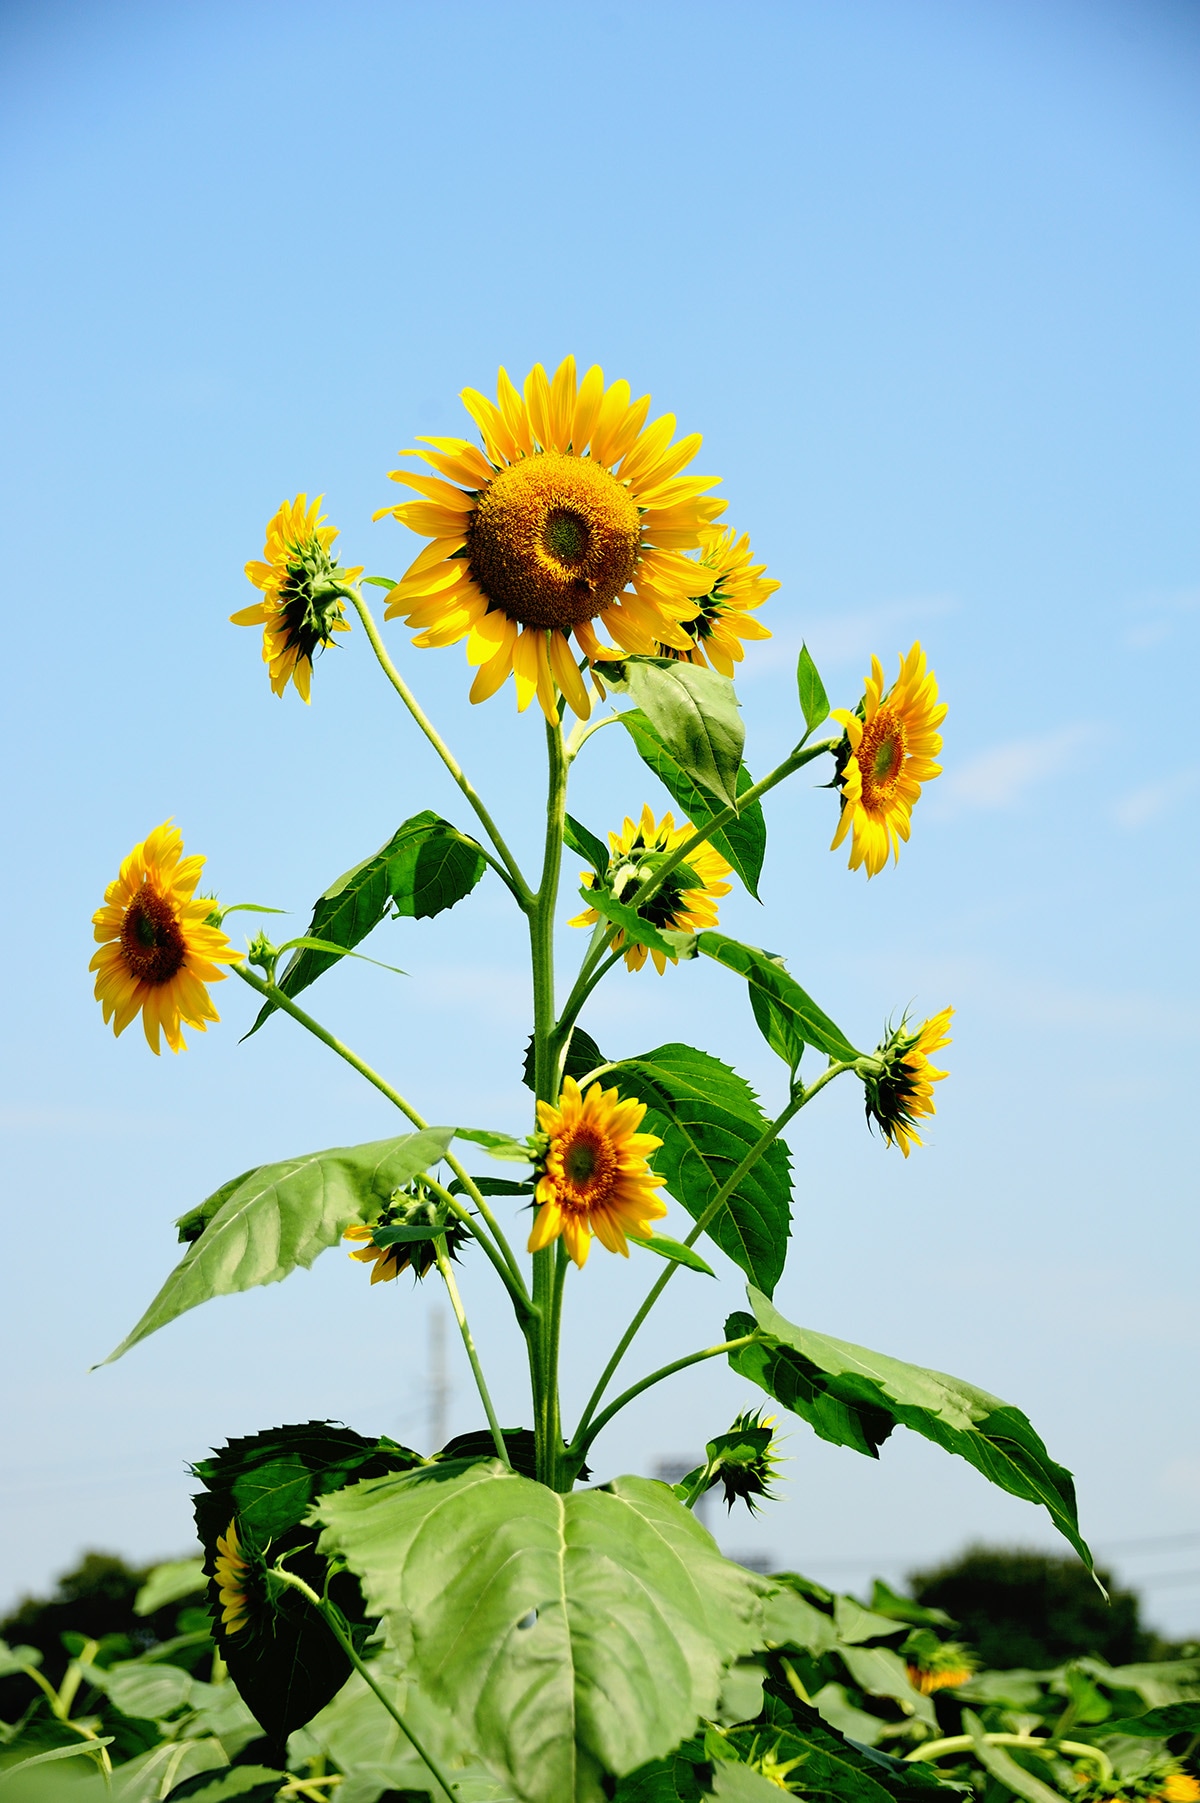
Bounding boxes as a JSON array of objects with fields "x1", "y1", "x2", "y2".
[
  {"x1": 619, "y1": 707, "x2": 767, "y2": 899},
  {"x1": 101, "y1": 1128, "x2": 457, "y2": 1363},
  {"x1": 627, "y1": 1232, "x2": 716, "y2": 1276},
  {"x1": 522, "y1": 1025, "x2": 608, "y2": 1093},
  {"x1": 314, "y1": 1462, "x2": 770, "y2": 1803},
  {"x1": 455, "y1": 1127, "x2": 532, "y2": 1162},
  {"x1": 600, "y1": 657, "x2": 745, "y2": 810},
  {"x1": 247, "y1": 811, "x2": 485, "y2": 1034},
  {"x1": 606, "y1": 1044, "x2": 792, "y2": 1296},
  {"x1": 728, "y1": 1288, "x2": 1095, "y2": 1571},
  {"x1": 797, "y1": 643, "x2": 830, "y2": 734},
  {"x1": 697, "y1": 933, "x2": 862, "y2": 1064},
  {"x1": 582, "y1": 885, "x2": 680, "y2": 958},
  {"x1": 564, "y1": 813, "x2": 610, "y2": 877}
]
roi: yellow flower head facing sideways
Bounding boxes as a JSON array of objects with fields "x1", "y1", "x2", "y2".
[
  {"x1": 214, "y1": 1520, "x2": 251, "y2": 1636},
  {"x1": 90, "y1": 821, "x2": 241, "y2": 1054},
  {"x1": 376, "y1": 356, "x2": 727, "y2": 723},
  {"x1": 529, "y1": 1076, "x2": 667, "y2": 1268},
  {"x1": 233, "y1": 493, "x2": 360, "y2": 701},
  {"x1": 831, "y1": 642, "x2": 946, "y2": 876},
  {"x1": 654, "y1": 523, "x2": 778, "y2": 676},
  {"x1": 570, "y1": 803, "x2": 733, "y2": 973},
  {"x1": 864, "y1": 1007, "x2": 953, "y2": 1157}
]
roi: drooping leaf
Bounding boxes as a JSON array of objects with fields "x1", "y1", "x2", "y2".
[
  {"x1": 583, "y1": 884, "x2": 680, "y2": 959},
  {"x1": 697, "y1": 934, "x2": 861, "y2": 1064},
  {"x1": 102, "y1": 1129, "x2": 456, "y2": 1363},
  {"x1": 748, "y1": 985, "x2": 806, "y2": 1079},
  {"x1": 0, "y1": 1739, "x2": 115, "y2": 1787},
  {"x1": 599, "y1": 657, "x2": 745, "y2": 809},
  {"x1": 727, "y1": 1290, "x2": 1093, "y2": 1568},
  {"x1": 627, "y1": 1233, "x2": 716, "y2": 1277},
  {"x1": 133, "y1": 1558, "x2": 207, "y2": 1617},
  {"x1": 249, "y1": 810, "x2": 485, "y2": 1032},
  {"x1": 522, "y1": 1025, "x2": 607, "y2": 1093},
  {"x1": 607, "y1": 1044, "x2": 792, "y2": 1297},
  {"x1": 456, "y1": 1127, "x2": 533, "y2": 1162},
  {"x1": 192, "y1": 1423, "x2": 423, "y2": 1743},
  {"x1": 618, "y1": 708, "x2": 766, "y2": 899},
  {"x1": 564, "y1": 814, "x2": 611, "y2": 877},
  {"x1": 796, "y1": 644, "x2": 830, "y2": 734},
  {"x1": 746, "y1": 1684, "x2": 959, "y2": 1803},
  {"x1": 314, "y1": 1461, "x2": 770, "y2": 1803},
  {"x1": 1091, "y1": 1701, "x2": 1200, "y2": 1736}
]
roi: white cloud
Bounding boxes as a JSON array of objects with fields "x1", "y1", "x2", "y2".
[
  {"x1": 1114, "y1": 766, "x2": 1200, "y2": 829},
  {"x1": 933, "y1": 723, "x2": 1096, "y2": 816},
  {"x1": 1121, "y1": 587, "x2": 1199, "y2": 651}
]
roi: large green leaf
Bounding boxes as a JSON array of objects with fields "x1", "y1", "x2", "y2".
[
  {"x1": 192, "y1": 1423, "x2": 423, "y2": 1743},
  {"x1": 598, "y1": 657, "x2": 745, "y2": 809},
  {"x1": 102, "y1": 1128, "x2": 455, "y2": 1363},
  {"x1": 697, "y1": 934, "x2": 861, "y2": 1064},
  {"x1": 727, "y1": 1290, "x2": 1093, "y2": 1568},
  {"x1": 1091, "y1": 1702, "x2": 1200, "y2": 1736},
  {"x1": 314, "y1": 1461, "x2": 769, "y2": 1803},
  {"x1": 607, "y1": 1044, "x2": 792, "y2": 1296},
  {"x1": 618, "y1": 708, "x2": 766, "y2": 899},
  {"x1": 249, "y1": 810, "x2": 485, "y2": 1032}
]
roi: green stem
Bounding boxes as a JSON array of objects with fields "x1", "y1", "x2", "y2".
[
  {"x1": 270, "y1": 1567, "x2": 459, "y2": 1803},
  {"x1": 348, "y1": 589, "x2": 532, "y2": 907},
  {"x1": 906, "y1": 1736, "x2": 1113, "y2": 1782},
  {"x1": 633, "y1": 736, "x2": 841, "y2": 917},
  {"x1": 572, "y1": 1064, "x2": 855, "y2": 1449},
  {"x1": 232, "y1": 965, "x2": 530, "y2": 1314},
  {"x1": 530, "y1": 715, "x2": 570, "y2": 1488},
  {"x1": 433, "y1": 1236, "x2": 511, "y2": 1467},
  {"x1": 570, "y1": 1335, "x2": 759, "y2": 1464},
  {"x1": 563, "y1": 711, "x2": 621, "y2": 760},
  {"x1": 551, "y1": 939, "x2": 624, "y2": 1065}
]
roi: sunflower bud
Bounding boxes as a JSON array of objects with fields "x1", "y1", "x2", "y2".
[
  {"x1": 344, "y1": 1186, "x2": 469, "y2": 1284},
  {"x1": 676, "y1": 1409, "x2": 784, "y2": 1514},
  {"x1": 903, "y1": 1628, "x2": 978, "y2": 1693}
]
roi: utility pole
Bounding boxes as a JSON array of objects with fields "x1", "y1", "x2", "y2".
[{"x1": 428, "y1": 1308, "x2": 450, "y2": 1451}]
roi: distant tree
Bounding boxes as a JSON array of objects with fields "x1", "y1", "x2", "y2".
[{"x1": 909, "y1": 1544, "x2": 1152, "y2": 1670}]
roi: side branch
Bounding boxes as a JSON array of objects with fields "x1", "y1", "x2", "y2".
[{"x1": 569, "y1": 1334, "x2": 760, "y2": 1463}]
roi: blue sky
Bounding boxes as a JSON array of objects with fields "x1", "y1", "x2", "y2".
[{"x1": 2, "y1": 0, "x2": 1198, "y2": 1634}]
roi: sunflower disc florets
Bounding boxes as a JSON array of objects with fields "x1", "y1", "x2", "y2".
[{"x1": 343, "y1": 1186, "x2": 469, "y2": 1284}]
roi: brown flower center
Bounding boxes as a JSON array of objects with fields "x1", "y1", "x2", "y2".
[
  {"x1": 555, "y1": 1125, "x2": 618, "y2": 1209},
  {"x1": 468, "y1": 451, "x2": 641, "y2": 629},
  {"x1": 119, "y1": 885, "x2": 187, "y2": 985},
  {"x1": 859, "y1": 704, "x2": 907, "y2": 802}
]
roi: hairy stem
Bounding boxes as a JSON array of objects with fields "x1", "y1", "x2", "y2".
[
  {"x1": 348, "y1": 588, "x2": 532, "y2": 906},
  {"x1": 270, "y1": 1568, "x2": 459, "y2": 1803},
  {"x1": 433, "y1": 1236, "x2": 511, "y2": 1467}
]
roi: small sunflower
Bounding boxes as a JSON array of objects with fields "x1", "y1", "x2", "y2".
[
  {"x1": 1081, "y1": 1771, "x2": 1200, "y2": 1803},
  {"x1": 655, "y1": 524, "x2": 778, "y2": 676},
  {"x1": 569, "y1": 803, "x2": 732, "y2": 973},
  {"x1": 906, "y1": 1640, "x2": 978, "y2": 1694},
  {"x1": 90, "y1": 821, "x2": 241, "y2": 1054},
  {"x1": 376, "y1": 357, "x2": 727, "y2": 723},
  {"x1": 529, "y1": 1075, "x2": 667, "y2": 1268},
  {"x1": 214, "y1": 1519, "x2": 251, "y2": 1636},
  {"x1": 831, "y1": 642, "x2": 946, "y2": 876},
  {"x1": 232, "y1": 494, "x2": 361, "y2": 701},
  {"x1": 862, "y1": 1007, "x2": 953, "y2": 1157},
  {"x1": 344, "y1": 1188, "x2": 469, "y2": 1284},
  {"x1": 1161, "y1": 1780, "x2": 1200, "y2": 1803}
]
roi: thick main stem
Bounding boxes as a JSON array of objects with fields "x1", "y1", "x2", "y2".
[{"x1": 530, "y1": 716, "x2": 570, "y2": 1489}]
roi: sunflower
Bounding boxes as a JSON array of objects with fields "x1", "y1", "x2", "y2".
[
  {"x1": 529, "y1": 1076, "x2": 667, "y2": 1267},
  {"x1": 830, "y1": 642, "x2": 946, "y2": 876},
  {"x1": 232, "y1": 494, "x2": 361, "y2": 701},
  {"x1": 343, "y1": 1189, "x2": 469, "y2": 1284},
  {"x1": 1161, "y1": 1780, "x2": 1200, "y2": 1803},
  {"x1": 376, "y1": 357, "x2": 727, "y2": 723},
  {"x1": 655, "y1": 524, "x2": 777, "y2": 676},
  {"x1": 569, "y1": 803, "x2": 732, "y2": 973},
  {"x1": 906, "y1": 1641, "x2": 978, "y2": 1694},
  {"x1": 862, "y1": 1008, "x2": 953, "y2": 1157},
  {"x1": 214, "y1": 1519, "x2": 251, "y2": 1636},
  {"x1": 90, "y1": 821, "x2": 241, "y2": 1055}
]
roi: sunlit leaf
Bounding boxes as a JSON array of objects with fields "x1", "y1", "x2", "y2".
[
  {"x1": 627, "y1": 1233, "x2": 716, "y2": 1276},
  {"x1": 697, "y1": 933, "x2": 861, "y2": 1064},
  {"x1": 618, "y1": 708, "x2": 766, "y2": 899},
  {"x1": 796, "y1": 644, "x2": 830, "y2": 734},
  {"x1": 564, "y1": 814, "x2": 610, "y2": 877},
  {"x1": 598, "y1": 657, "x2": 745, "y2": 809}
]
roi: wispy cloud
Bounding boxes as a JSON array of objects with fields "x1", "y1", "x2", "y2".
[
  {"x1": 1114, "y1": 766, "x2": 1200, "y2": 829},
  {"x1": 932, "y1": 723, "x2": 1096, "y2": 816},
  {"x1": 1122, "y1": 588, "x2": 1199, "y2": 651}
]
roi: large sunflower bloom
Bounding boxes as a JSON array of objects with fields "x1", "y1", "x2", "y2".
[
  {"x1": 232, "y1": 494, "x2": 361, "y2": 701},
  {"x1": 529, "y1": 1076, "x2": 667, "y2": 1268},
  {"x1": 376, "y1": 357, "x2": 726, "y2": 723},
  {"x1": 90, "y1": 822, "x2": 241, "y2": 1054},
  {"x1": 831, "y1": 643, "x2": 946, "y2": 876},
  {"x1": 863, "y1": 1007, "x2": 953, "y2": 1157},
  {"x1": 569, "y1": 803, "x2": 732, "y2": 973},
  {"x1": 213, "y1": 1519, "x2": 251, "y2": 1636},
  {"x1": 655, "y1": 524, "x2": 778, "y2": 676}
]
